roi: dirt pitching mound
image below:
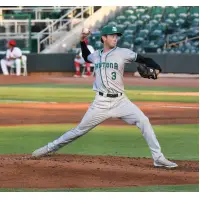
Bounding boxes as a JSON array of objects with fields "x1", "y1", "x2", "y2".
[{"x1": 0, "y1": 154, "x2": 198, "y2": 189}]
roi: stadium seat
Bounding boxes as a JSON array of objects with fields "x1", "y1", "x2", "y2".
[
  {"x1": 116, "y1": 24, "x2": 126, "y2": 32},
  {"x1": 134, "y1": 37, "x2": 144, "y2": 45},
  {"x1": 176, "y1": 6, "x2": 188, "y2": 19},
  {"x1": 127, "y1": 15, "x2": 137, "y2": 23},
  {"x1": 107, "y1": 21, "x2": 117, "y2": 27},
  {"x1": 190, "y1": 6, "x2": 199, "y2": 19},
  {"x1": 164, "y1": 6, "x2": 176, "y2": 20},
  {"x1": 123, "y1": 21, "x2": 131, "y2": 27},
  {"x1": 116, "y1": 15, "x2": 126, "y2": 24},
  {"x1": 94, "y1": 41, "x2": 103, "y2": 49},
  {"x1": 121, "y1": 41, "x2": 132, "y2": 49},
  {"x1": 124, "y1": 9, "x2": 134, "y2": 18},
  {"x1": 141, "y1": 14, "x2": 151, "y2": 22},
  {"x1": 123, "y1": 34, "x2": 133, "y2": 43},
  {"x1": 127, "y1": 24, "x2": 137, "y2": 32},
  {"x1": 151, "y1": 6, "x2": 164, "y2": 21}
]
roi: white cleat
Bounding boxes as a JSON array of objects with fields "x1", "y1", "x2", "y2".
[
  {"x1": 32, "y1": 145, "x2": 55, "y2": 158},
  {"x1": 81, "y1": 75, "x2": 90, "y2": 78},
  {"x1": 154, "y1": 156, "x2": 178, "y2": 168},
  {"x1": 73, "y1": 74, "x2": 81, "y2": 78}
]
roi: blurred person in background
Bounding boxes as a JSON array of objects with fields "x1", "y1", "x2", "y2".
[
  {"x1": 74, "y1": 39, "x2": 95, "y2": 77},
  {"x1": 0, "y1": 40, "x2": 22, "y2": 76}
]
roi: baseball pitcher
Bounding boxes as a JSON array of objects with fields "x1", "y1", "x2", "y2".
[{"x1": 32, "y1": 25, "x2": 178, "y2": 168}]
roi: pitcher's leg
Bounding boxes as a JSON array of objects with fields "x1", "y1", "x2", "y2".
[
  {"x1": 117, "y1": 99, "x2": 163, "y2": 161},
  {"x1": 117, "y1": 98, "x2": 177, "y2": 168},
  {"x1": 32, "y1": 105, "x2": 110, "y2": 157}
]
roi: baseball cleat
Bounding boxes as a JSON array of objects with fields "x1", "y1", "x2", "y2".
[
  {"x1": 154, "y1": 156, "x2": 178, "y2": 168},
  {"x1": 32, "y1": 144, "x2": 55, "y2": 158},
  {"x1": 82, "y1": 74, "x2": 90, "y2": 78},
  {"x1": 73, "y1": 74, "x2": 81, "y2": 78}
]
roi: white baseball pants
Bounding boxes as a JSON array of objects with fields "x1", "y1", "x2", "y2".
[
  {"x1": 0, "y1": 58, "x2": 21, "y2": 76},
  {"x1": 47, "y1": 93, "x2": 164, "y2": 161}
]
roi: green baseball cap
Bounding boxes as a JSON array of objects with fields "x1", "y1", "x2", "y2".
[{"x1": 100, "y1": 25, "x2": 122, "y2": 43}]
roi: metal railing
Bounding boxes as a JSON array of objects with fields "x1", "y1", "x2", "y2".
[
  {"x1": 167, "y1": 36, "x2": 199, "y2": 48},
  {"x1": 36, "y1": 6, "x2": 92, "y2": 53},
  {"x1": 166, "y1": 26, "x2": 199, "y2": 47}
]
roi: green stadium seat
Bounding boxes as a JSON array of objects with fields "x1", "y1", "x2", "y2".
[
  {"x1": 134, "y1": 37, "x2": 144, "y2": 45},
  {"x1": 121, "y1": 41, "x2": 132, "y2": 49},
  {"x1": 149, "y1": 19, "x2": 159, "y2": 25},
  {"x1": 169, "y1": 35, "x2": 179, "y2": 43},
  {"x1": 123, "y1": 29, "x2": 134, "y2": 35},
  {"x1": 176, "y1": 6, "x2": 188, "y2": 19},
  {"x1": 127, "y1": 24, "x2": 137, "y2": 32},
  {"x1": 94, "y1": 41, "x2": 103, "y2": 49},
  {"x1": 135, "y1": 19, "x2": 144, "y2": 27},
  {"x1": 116, "y1": 24, "x2": 126, "y2": 31},
  {"x1": 127, "y1": 15, "x2": 137, "y2": 23},
  {"x1": 156, "y1": 23, "x2": 167, "y2": 32},
  {"x1": 156, "y1": 38, "x2": 165, "y2": 47},
  {"x1": 124, "y1": 9, "x2": 134, "y2": 17},
  {"x1": 165, "y1": 18, "x2": 174, "y2": 25},
  {"x1": 123, "y1": 21, "x2": 131, "y2": 27},
  {"x1": 138, "y1": 29, "x2": 149, "y2": 38},
  {"x1": 151, "y1": 6, "x2": 164, "y2": 21},
  {"x1": 176, "y1": 18, "x2": 185, "y2": 27},
  {"x1": 149, "y1": 29, "x2": 163, "y2": 40},
  {"x1": 165, "y1": 6, "x2": 176, "y2": 15},
  {"x1": 165, "y1": 6, "x2": 176, "y2": 20},
  {"x1": 190, "y1": 6, "x2": 199, "y2": 19},
  {"x1": 141, "y1": 14, "x2": 150, "y2": 22},
  {"x1": 127, "y1": 6, "x2": 137, "y2": 11},
  {"x1": 151, "y1": 6, "x2": 163, "y2": 15},
  {"x1": 178, "y1": 33, "x2": 187, "y2": 41},
  {"x1": 135, "y1": 7, "x2": 146, "y2": 16},
  {"x1": 192, "y1": 18, "x2": 199, "y2": 26},
  {"x1": 123, "y1": 34, "x2": 133, "y2": 43},
  {"x1": 116, "y1": 15, "x2": 126, "y2": 24},
  {"x1": 107, "y1": 21, "x2": 117, "y2": 26}
]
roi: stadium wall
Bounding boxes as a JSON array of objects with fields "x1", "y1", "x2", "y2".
[{"x1": 0, "y1": 53, "x2": 199, "y2": 74}]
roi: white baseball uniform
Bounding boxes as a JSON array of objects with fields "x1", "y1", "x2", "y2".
[
  {"x1": 45, "y1": 47, "x2": 164, "y2": 161},
  {"x1": 0, "y1": 47, "x2": 22, "y2": 76}
]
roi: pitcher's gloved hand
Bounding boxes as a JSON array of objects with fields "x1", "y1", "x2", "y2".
[{"x1": 137, "y1": 64, "x2": 160, "y2": 80}]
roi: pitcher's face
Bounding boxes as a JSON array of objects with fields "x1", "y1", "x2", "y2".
[{"x1": 102, "y1": 34, "x2": 118, "y2": 48}]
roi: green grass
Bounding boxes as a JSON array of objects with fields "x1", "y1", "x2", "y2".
[
  {"x1": 0, "y1": 124, "x2": 198, "y2": 161},
  {"x1": 0, "y1": 86, "x2": 198, "y2": 103},
  {"x1": 0, "y1": 184, "x2": 198, "y2": 192},
  {"x1": 0, "y1": 124, "x2": 198, "y2": 192}
]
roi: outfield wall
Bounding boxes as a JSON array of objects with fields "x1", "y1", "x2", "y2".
[{"x1": 0, "y1": 53, "x2": 199, "y2": 74}]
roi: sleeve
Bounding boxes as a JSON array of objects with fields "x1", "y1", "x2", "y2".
[
  {"x1": 80, "y1": 41, "x2": 92, "y2": 63},
  {"x1": 135, "y1": 54, "x2": 162, "y2": 72},
  {"x1": 123, "y1": 48, "x2": 137, "y2": 63}
]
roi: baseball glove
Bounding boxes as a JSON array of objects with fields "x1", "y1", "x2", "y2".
[{"x1": 137, "y1": 64, "x2": 158, "y2": 80}]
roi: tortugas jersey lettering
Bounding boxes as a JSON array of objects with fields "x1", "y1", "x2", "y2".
[{"x1": 88, "y1": 47, "x2": 137, "y2": 94}]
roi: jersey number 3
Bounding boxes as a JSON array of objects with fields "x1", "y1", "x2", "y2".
[{"x1": 111, "y1": 72, "x2": 116, "y2": 80}]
